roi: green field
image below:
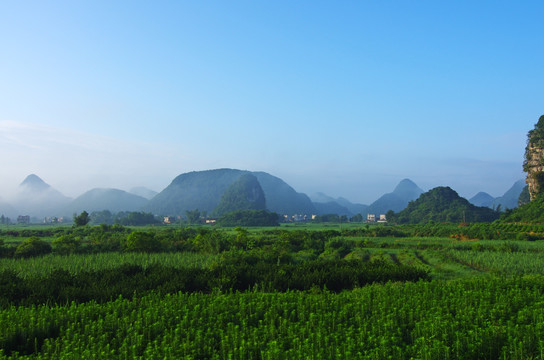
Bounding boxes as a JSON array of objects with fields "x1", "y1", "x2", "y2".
[{"x1": 2, "y1": 224, "x2": 544, "y2": 359}]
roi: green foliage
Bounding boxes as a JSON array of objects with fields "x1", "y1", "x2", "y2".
[
  {"x1": 185, "y1": 209, "x2": 201, "y2": 224},
  {"x1": 350, "y1": 213, "x2": 363, "y2": 222},
  {"x1": 213, "y1": 173, "x2": 266, "y2": 216},
  {"x1": 0, "y1": 239, "x2": 14, "y2": 258},
  {"x1": 191, "y1": 230, "x2": 229, "y2": 253},
  {"x1": 52, "y1": 235, "x2": 81, "y2": 255},
  {"x1": 3, "y1": 278, "x2": 544, "y2": 359},
  {"x1": 533, "y1": 171, "x2": 544, "y2": 194},
  {"x1": 518, "y1": 185, "x2": 530, "y2": 206},
  {"x1": 73, "y1": 211, "x2": 90, "y2": 226},
  {"x1": 501, "y1": 193, "x2": 544, "y2": 223},
  {"x1": 115, "y1": 211, "x2": 159, "y2": 226},
  {"x1": 89, "y1": 210, "x2": 114, "y2": 225},
  {"x1": 14, "y1": 237, "x2": 52, "y2": 258},
  {"x1": 6, "y1": 223, "x2": 544, "y2": 358},
  {"x1": 0, "y1": 256, "x2": 428, "y2": 307},
  {"x1": 390, "y1": 187, "x2": 500, "y2": 224},
  {"x1": 125, "y1": 231, "x2": 162, "y2": 252},
  {"x1": 89, "y1": 210, "x2": 159, "y2": 226},
  {"x1": 218, "y1": 209, "x2": 279, "y2": 227}
]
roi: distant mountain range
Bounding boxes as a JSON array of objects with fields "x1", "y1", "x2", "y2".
[
  {"x1": 0, "y1": 175, "x2": 149, "y2": 219},
  {"x1": 366, "y1": 179, "x2": 424, "y2": 215},
  {"x1": 66, "y1": 188, "x2": 148, "y2": 214},
  {"x1": 468, "y1": 180, "x2": 525, "y2": 210},
  {"x1": 0, "y1": 171, "x2": 528, "y2": 221},
  {"x1": 311, "y1": 179, "x2": 424, "y2": 217},
  {"x1": 11, "y1": 174, "x2": 71, "y2": 218},
  {"x1": 469, "y1": 192, "x2": 495, "y2": 208},
  {"x1": 129, "y1": 187, "x2": 158, "y2": 200}
]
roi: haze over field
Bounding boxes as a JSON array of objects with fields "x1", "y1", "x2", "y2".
[{"x1": 1, "y1": 2, "x2": 541, "y2": 204}]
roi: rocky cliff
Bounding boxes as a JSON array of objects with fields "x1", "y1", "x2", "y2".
[{"x1": 524, "y1": 115, "x2": 544, "y2": 200}]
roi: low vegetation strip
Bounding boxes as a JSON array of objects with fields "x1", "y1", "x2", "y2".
[
  {"x1": 0, "y1": 252, "x2": 215, "y2": 279},
  {"x1": 2, "y1": 277, "x2": 544, "y2": 359},
  {"x1": 0, "y1": 259, "x2": 428, "y2": 307}
]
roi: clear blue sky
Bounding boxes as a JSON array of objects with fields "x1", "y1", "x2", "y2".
[{"x1": 0, "y1": 1, "x2": 542, "y2": 204}]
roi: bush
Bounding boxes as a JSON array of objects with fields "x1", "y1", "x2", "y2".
[
  {"x1": 217, "y1": 210, "x2": 279, "y2": 227},
  {"x1": 52, "y1": 235, "x2": 81, "y2": 255},
  {"x1": 14, "y1": 237, "x2": 52, "y2": 258},
  {"x1": 125, "y1": 231, "x2": 162, "y2": 252}
]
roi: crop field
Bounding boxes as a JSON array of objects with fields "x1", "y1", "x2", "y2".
[{"x1": 2, "y1": 224, "x2": 544, "y2": 359}]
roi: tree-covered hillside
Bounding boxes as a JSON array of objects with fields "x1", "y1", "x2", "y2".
[
  {"x1": 213, "y1": 174, "x2": 266, "y2": 216},
  {"x1": 146, "y1": 169, "x2": 315, "y2": 216},
  {"x1": 500, "y1": 194, "x2": 544, "y2": 223},
  {"x1": 389, "y1": 187, "x2": 500, "y2": 224}
]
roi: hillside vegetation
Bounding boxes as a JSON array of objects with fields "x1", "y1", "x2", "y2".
[
  {"x1": 501, "y1": 194, "x2": 544, "y2": 223},
  {"x1": 213, "y1": 174, "x2": 266, "y2": 216},
  {"x1": 146, "y1": 169, "x2": 315, "y2": 216},
  {"x1": 389, "y1": 187, "x2": 500, "y2": 224}
]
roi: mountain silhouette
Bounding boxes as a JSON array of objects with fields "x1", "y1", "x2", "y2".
[
  {"x1": 310, "y1": 193, "x2": 368, "y2": 216},
  {"x1": 129, "y1": 187, "x2": 158, "y2": 200},
  {"x1": 492, "y1": 179, "x2": 525, "y2": 210},
  {"x1": 146, "y1": 169, "x2": 315, "y2": 216},
  {"x1": 14, "y1": 174, "x2": 71, "y2": 217},
  {"x1": 312, "y1": 201, "x2": 353, "y2": 216},
  {"x1": 366, "y1": 179, "x2": 424, "y2": 215},
  {"x1": 65, "y1": 188, "x2": 148, "y2": 214},
  {"x1": 469, "y1": 192, "x2": 495, "y2": 208}
]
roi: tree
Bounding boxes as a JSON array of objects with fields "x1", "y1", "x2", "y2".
[
  {"x1": 186, "y1": 209, "x2": 201, "y2": 224},
  {"x1": 115, "y1": 211, "x2": 158, "y2": 226},
  {"x1": 125, "y1": 231, "x2": 162, "y2": 252},
  {"x1": 217, "y1": 210, "x2": 279, "y2": 227},
  {"x1": 52, "y1": 235, "x2": 81, "y2": 255},
  {"x1": 350, "y1": 214, "x2": 363, "y2": 222},
  {"x1": 90, "y1": 210, "x2": 113, "y2": 225},
  {"x1": 518, "y1": 185, "x2": 530, "y2": 207},
  {"x1": 73, "y1": 211, "x2": 90, "y2": 226}
]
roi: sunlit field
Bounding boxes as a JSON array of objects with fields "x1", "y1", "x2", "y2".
[{"x1": 2, "y1": 223, "x2": 544, "y2": 359}]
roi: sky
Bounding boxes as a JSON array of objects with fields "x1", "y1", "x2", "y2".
[{"x1": 0, "y1": 1, "x2": 542, "y2": 204}]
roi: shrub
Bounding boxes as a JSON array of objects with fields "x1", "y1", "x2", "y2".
[
  {"x1": 125, "y1": 231, "x2": 162, "y2": 252},
  {"x1": 14, "y1": 237, "x2": 52, "y2": 258},
  {"x1": 52, "y1": 235, "x2": 81, "y2": 255}
]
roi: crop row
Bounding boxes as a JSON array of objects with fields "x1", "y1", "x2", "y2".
[{"x1": 2, "y1": 277, "x2": 544, "y2": 359}]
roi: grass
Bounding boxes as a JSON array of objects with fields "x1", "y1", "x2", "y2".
[{"x1": 0, "y1": 252, "x2": 216, "y2": 278}]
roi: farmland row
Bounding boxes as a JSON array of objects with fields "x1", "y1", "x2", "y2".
[{"x1": 2, "y1": 277, "x2": 544, "y2": 359}]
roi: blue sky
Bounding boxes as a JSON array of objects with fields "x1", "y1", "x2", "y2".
[{"x1": 0, "y1": 1, "x2": 542, "y2": 204}]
